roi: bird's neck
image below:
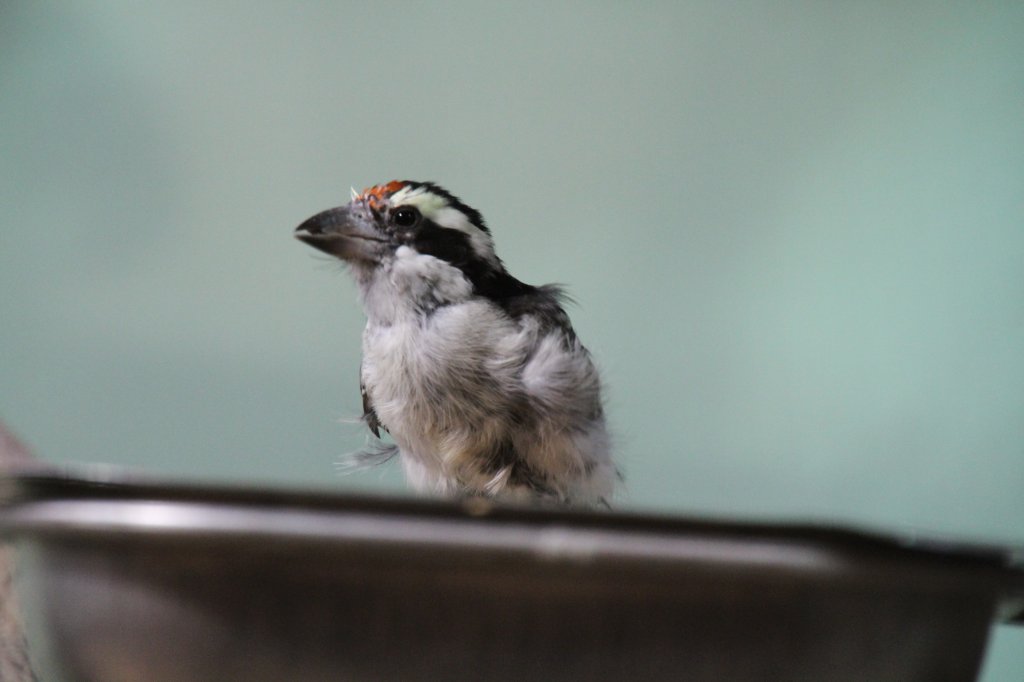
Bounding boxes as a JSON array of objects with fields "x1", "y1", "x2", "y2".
[{"x1": 356, "y1": 247, "x2": 474, "y2": 326}]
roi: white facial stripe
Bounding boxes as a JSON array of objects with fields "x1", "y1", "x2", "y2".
[
  {"x1": 387, "y1": 185, "x2": 443, "y2": 213},
  {"x1": 431, "y1": 206, "x2": 497, "y2": 263},
  {"x1": 388, "y1": 186, "x2": 497, "y2": 263}
]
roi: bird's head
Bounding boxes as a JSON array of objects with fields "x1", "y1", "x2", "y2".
[{"x1": 295, "y1": 181, "x2": 500, "y2": 274}]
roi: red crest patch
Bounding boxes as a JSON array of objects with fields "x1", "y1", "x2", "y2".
[{"x1": 358, "y1": 180, "x2": 406, "y2": 208}]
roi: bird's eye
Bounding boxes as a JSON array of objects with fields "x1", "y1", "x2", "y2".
[{"x1": 392, "y1": 207, "x2": 419, "y2": 228}]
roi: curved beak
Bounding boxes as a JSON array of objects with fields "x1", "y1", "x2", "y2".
[{"x1": 294, "y1": 206, "x2": 386, "y2": 263}]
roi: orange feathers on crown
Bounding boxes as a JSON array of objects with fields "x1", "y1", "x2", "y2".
[{"x1": 357, "y1": 180, "x2": 406, "y2": 208}]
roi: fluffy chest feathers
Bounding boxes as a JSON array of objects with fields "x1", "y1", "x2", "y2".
[
  {"x1": 358, "y1": 255, "x2": 612, "y2": 504},
  {"x1": 361, "y1": 298, "x2": 528, "y2": 441}
]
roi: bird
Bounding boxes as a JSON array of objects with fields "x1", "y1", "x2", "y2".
[{"x1": 295, "y1": 181, "x2": 616, "y2": 507}]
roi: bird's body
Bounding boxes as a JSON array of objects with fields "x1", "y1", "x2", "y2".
[{"x1": 296, "y1": 181, "x2": 615, "y2": 506}]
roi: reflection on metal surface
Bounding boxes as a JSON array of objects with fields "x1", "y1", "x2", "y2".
[
  {"x1": 3, "y1": 498, "x2": 843, "y2": 573},
  {"x1": 1, "y1": 469, "x2": 1022, "y2": 682}
]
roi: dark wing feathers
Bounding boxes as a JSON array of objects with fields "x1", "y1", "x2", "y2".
[
  {"x1": 360, "y1": 374, "x2": 384, "y2": 438},
  {"x1": 496, "y1": 282, "x2": 578, "y2": 343}
]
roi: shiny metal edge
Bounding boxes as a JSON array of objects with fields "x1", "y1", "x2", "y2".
[
  {"x1": 2, "y1": 469, "x2": 1023, "y2": 623},
  {"x1": 1, "y1": 497, "x2": 842, "y2": 574}
]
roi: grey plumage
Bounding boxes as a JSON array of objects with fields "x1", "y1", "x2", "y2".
[{"x1": 296, "y1": 181, "x2": 616, "y2": 506}]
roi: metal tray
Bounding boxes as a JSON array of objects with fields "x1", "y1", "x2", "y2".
[{"x1": 1, "y1": 468, "x2": 1022, "y2": 682}]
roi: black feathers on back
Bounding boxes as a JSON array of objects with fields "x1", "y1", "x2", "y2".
[{"x1": 495, "y1": 283, "x2": 575, "y2": 336}]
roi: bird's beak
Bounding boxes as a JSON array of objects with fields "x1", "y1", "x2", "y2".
[{"x1": 294, "y1": 206, "x2": 387, "y2": 263}]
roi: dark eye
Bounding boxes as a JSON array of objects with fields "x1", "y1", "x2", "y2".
[{"x1": 392, "y1": 207, "x2": 419, "y2": 228}]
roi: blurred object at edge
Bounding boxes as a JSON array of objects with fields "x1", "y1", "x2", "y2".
[{"x1": 0, "y1": 420, "x2": 39, "y2": 682}]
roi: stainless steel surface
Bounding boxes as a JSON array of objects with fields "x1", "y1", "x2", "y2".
[{"x1": 2, "y1": 469, "x2": 1022, "y2": 682}]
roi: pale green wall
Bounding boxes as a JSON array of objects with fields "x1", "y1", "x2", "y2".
[{"x1": 1, "y1": 2, "x2": 1022, "y2": 677}]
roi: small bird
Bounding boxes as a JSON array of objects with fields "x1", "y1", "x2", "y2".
[{"x1": 295, "y1": 181, "x2": 616, "y2": 506}]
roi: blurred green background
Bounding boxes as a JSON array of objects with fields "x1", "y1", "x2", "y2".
[{"x1": 1, "y1": 1, "x2": 1022, "y2": 678}]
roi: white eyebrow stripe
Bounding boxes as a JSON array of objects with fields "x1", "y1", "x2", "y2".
[
  {"x1": 387, "y1": 185, "x2": 435, "y2": 211},
  {"x1": 389, "y1": 187, "x2": 497, "y2": 263}
]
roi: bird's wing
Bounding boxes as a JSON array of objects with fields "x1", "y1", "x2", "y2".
[
  {"x1": 498, "y1": 284, "x2": 579, "y2": 346},
  {"x1": 360, "y1": 370, "x2": 385, "y2": 438}
]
